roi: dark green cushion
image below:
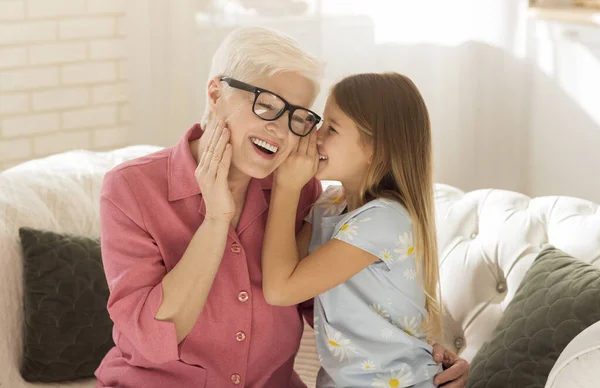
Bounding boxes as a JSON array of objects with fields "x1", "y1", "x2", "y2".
[
  {"x1": 19, "y1": 227, "x2": 114, "y2": 382},
  {"x1": 467, "y1": 246, "x2": 600, "y2": 388}
]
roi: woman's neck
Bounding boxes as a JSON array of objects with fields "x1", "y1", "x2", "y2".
[{"x1": 227, "y1": 165, "x2": 252, "y2": 200}]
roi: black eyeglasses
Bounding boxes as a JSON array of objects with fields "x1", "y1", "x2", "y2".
[{"x1": 220, "y1": 76, "x2": 321, "y2": 137}]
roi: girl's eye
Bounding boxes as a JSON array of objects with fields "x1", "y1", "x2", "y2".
[{"x1": 328, "y1": 126, "x2": 337, "y2": 133}]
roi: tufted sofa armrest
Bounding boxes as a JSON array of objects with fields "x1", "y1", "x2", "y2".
[
  {"x1": 544, "y1": 320, "x2": 600, "y2": 388},
  {"x1": 432, "y1": 183, "x2": 600, "y2": 361}
]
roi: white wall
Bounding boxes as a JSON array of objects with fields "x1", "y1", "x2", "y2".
[
  {"x1": 212, "y1": 0, "x2": 600, "y2": 202},
  {"x1": 2, "y1": 0, "x2": 599, "y2": 203},
  {"x1": 526, "y1": 20, "x2": 600, "y2": 203},
  {"x1": 0, "y1": 0, "x2": 131, "y2": 171}
]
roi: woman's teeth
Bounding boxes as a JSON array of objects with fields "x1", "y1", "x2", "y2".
[
  {"x1": 319, "y1": 155, "x2": 328, "y2": 160},
  {"x1": 251, "y1": 137, "x2": 278, "y2": 154}
]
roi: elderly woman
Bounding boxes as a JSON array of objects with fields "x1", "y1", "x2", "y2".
[{"x1": 95, "y1": 27, "x2": 469, "y2": 388}]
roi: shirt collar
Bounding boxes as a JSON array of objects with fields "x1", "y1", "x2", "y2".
[{"x1": 167, "y1": 124, "x2": 203, "y2": 202}]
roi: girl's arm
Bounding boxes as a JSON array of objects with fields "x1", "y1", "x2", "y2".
[
  {"x1": 262, "y1": 186, "x2": 377, "y2": 306},
  {"x1": 296, "y1": 219, "x2": 313, "y2": 261}
]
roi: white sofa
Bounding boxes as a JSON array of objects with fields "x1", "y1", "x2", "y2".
[{"x1": 1, "y1": 146, "x2": 599, "y2": 388}]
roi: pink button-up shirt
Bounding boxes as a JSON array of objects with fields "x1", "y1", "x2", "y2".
[{"x1": 95, "y1": 125, "x2": 322, "y2": 388}]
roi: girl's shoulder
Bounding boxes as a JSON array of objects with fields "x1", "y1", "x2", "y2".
[{"x1": 333, "y1": 197, "x2": 417, "y2": 270}]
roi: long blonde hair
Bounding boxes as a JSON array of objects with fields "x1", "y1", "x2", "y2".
[{"x1": 331, "y1": 73, "x2": 442, "y2": 339}]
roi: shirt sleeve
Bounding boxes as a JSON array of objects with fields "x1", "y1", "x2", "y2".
[
  {"x1": 333, "y1": 203, "x2": 415, "y2": 272},
  {"x1": 100, "y1": 169, "x2": 180, "y2": 364}
]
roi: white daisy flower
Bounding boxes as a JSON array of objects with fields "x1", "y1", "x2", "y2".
[
  {"x1": 371, "y1": 365, "x2": 414, "y2": 387},
  {"x1": 380, "y1": 249, "x2": 393, "y2": 262},
  {"x1": 335, "y1": 220, "x2": 359, "y2": 241},
  {"x1": 394, "y1": 231, "x2": 415, "y2": 261},
  {"x1": 370, "y1": 303, "x2": 390, "y2": 319},
  {"x1": 313, "y1": 316, "x2": 320, "y2": 335},
  {"x1": 361, "y1": 359, "x2": 376, "y2": 372},
  {"x1": 325, "y1": 328, "x2": 358, "y2": 362},
  {"x1": 320, "y1": 187, "x2": 347, "y2": 216},
  {"x1": 380, "y1": 327, "x2": 394, "y2": 340},
  {"x1": 395, "y1": 316, "x2": 423, "y2": 338},
  {"x1": 403, "y1": 268, "x2": 417, "y2": 280}
]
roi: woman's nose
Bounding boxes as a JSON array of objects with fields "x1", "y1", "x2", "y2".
[{"x1": 265, "y1": 114, "x2": 288, "y2": 136}]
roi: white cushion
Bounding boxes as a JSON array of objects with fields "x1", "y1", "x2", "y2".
[{"x1": 545, "y1": 321, "x2": 600, "y2": 387}]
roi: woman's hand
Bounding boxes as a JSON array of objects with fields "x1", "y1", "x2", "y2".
[
  {"x1": 195, "y1": 120, "x2": 235, "y2": 223},
  {"x1": 274, "y1": 130, "x2": 319, "y2": 192}
]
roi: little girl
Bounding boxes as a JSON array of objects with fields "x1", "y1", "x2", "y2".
[{"x1": 262, "y1": 72, "x2": 442, "y2": 388}]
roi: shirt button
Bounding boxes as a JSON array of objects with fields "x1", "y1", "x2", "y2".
[
  {"x1": 236, "y1": 331, "x2": 246, "y2": 342},
  {"x1": 231, "y1": 242, "x2": 241, "y2": 253},
  {"x1": 238, "y1": 291, "x2": 249, "y2": 302},
  {"x1": 231, "y1": 373, "x2": 241, "y2": 385}
]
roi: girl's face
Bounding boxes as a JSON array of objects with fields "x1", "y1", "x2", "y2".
[{"x1": 316, "y1": 98, "x2": 372, "y2": 190}]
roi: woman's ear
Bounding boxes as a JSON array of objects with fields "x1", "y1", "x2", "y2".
[{"x1": 207, "y1": 78, "x2": 222, "y2": 111}]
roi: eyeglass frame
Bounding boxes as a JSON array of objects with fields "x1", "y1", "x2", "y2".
[{"x1": 219, "y1": 76, "x2": 321, "y2": 137}]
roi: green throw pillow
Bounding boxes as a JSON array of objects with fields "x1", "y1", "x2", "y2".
[
  {"x1": 19, "y1": 227, "x2": 114, "y2": 382},
  {"x1": 467, "y1": 246, "x2": 600, "y2": 388}
]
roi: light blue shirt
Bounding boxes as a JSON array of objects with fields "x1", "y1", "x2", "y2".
[{"x1": 306, "y1": 185, "x2": 441, "y2": 388}]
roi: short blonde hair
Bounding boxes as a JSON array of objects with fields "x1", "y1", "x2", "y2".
[{"x1": 201, "y1": 26, "x2": 324, "y2": 125}]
